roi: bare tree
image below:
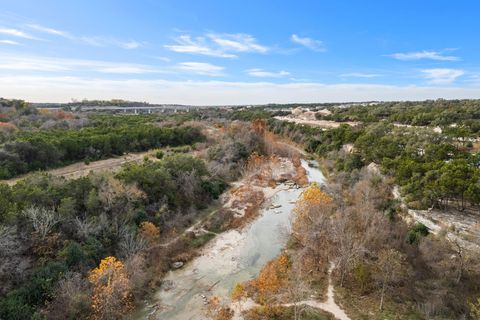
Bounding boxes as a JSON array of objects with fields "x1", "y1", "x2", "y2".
[
  {"x1": 119, "y1": 232, "x2": 147, "y2": 259},
  {"x1": 331, "y1": 209, "x2": 365, "y2": 286},
  {"x1": 177, "y1": 169, "x2": 200, "y2": 201},
  {"x1": 45, "y1": 271, "x2": 91, "y2": 320},
  {"x1": 96, "y1": 175, "x2": 145, "y2": 214},
  {"x1": 74, "y1": 217, "x2": 99, "y2": 240},
  {"x1": 375, "y1": 248, "x2": 406, "y2": 311},
  {"x1": 449, "y1": 239, "x2": 468, "y2": 284},
  {"x1": 284, "y1": 257, "x2": 310, "y2": 320},
  {"x1": 23, "y1": 206, "x2": 60, "y2": 240}
]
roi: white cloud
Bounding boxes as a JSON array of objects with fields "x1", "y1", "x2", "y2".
[
  {"x1": 0, "y1": 39, "x2": 19, "y2": 45},
  {"x1": 208, "y1": 33, "x2": 268, "y2": 53},
  {"x1": 153, "y1": 56, "x2": 171, "y2": 62},
  {"x1": 95, "y1": 66, "x2": 158, "y2": 74},
  {"x1": 340, "y1": 73, "x2": 382, "y2": 78},
  {"x1": 26, "y1": 24, "x2": 71, "y2": 38},
  {"x1": 80, "y1": 36, "x2": 143, "y2": 49},
  {"x1": 165, "y1": 33, "x2": 268, "y2": 58},
  {"x1": 0, "y1": 54, "x2": 160, "y2": 74},
  {"x1": 177, "y1": 62, "x2": 224, "y2": 76},
  {"x1": 468, "y1": 74, "x2": 480, "y2": 84},
  {"x1": 118, "y1": 40, "x2": 141, "y2": 49},
  {"x1": 290, "y1": 34, "x2": 325, "y2": 52},
  {"x1": 389, "y1": 50, "x2": 459, "y2": 61},
  {"x1": 1, "y1": 76, "x2": 480, "y2": 104},
  {"x1": 0, "y1": 27, "x2": 38, "y2": 40},
  {"x1": 421, "y1": 68, "x2": 464, "y2": 84},
  {"x1": 165, "y1": 35, "x2": 235, "y2": 58},
  {"x1": 246, "y1": 68, "x2": 290, "y2": 78},
  {"x1": 1, "y1": 22, "x2": 142, "y2": 49}
]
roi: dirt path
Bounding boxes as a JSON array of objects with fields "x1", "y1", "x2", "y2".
[
  {"x1": 232, "y1": 264, "x2": 350, "y2": 320},
  {"x1": 274, "y1": 116, "x2": 359, "y2": 129},
  {"x1": 1, "y1": 151, "x2": 152, "y2": 186}
]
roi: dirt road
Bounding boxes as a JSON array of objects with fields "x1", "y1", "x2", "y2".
[{"x1": 1, "y1": 151, "x2": 152, "y2": 186}]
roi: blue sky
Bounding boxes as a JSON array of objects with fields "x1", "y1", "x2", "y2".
[{"x1": 0, "y1": 0, "x2": 479, "y2": 104}]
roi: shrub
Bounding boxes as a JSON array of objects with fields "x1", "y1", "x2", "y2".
[
  {"x1": 407, "y1": 223, "x2": 429, "y2": 244},
  {"x1": 59, "y1": 241, "x2": 86, "y2": 268}
]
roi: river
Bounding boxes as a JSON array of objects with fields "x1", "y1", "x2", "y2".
[{"x1": 133, "y1": 159, "x2": 326, "y2": 320}]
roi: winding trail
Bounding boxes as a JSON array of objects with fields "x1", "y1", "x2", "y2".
[{"x1": 233, "y1": 263, "x2": 351, "y2": 320}]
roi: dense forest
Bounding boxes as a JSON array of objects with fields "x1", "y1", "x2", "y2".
[
  {"x1": 0, "y1": 99, "x2": 268, "y2": 319},
  {"x1": 0, "y1": 100, "x2": 203, "y2": 179},
  {"x1": 321, "y1": 99, "x2": 480, "y2": 129}
]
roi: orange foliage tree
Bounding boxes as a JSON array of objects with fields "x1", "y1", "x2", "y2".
[
  {"x1": 88, "y1": 256, "x2": 132, "y2": 320},
  {"x1": 250, "y1": 253, "x2": 290, "y2": 304},
  {"x1": 139, "y1": 221, "x2": 160, "y2": 244},
  {"x1": 251, "y1": 119, "x2": 266, "y2": 135}
]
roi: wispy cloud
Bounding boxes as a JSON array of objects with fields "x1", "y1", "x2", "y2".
[
  {"x1": 153, "y1": 56, "x2": 171, "y2": 62},
  {"x1": 26, "y1": 23, "x2": 72, "y2": 38},
  {"x1": 208, "y1": 33, "x2": 268, "y2": 53},
  {"x1": 118, "y1": 40, "x2": 142, "y2": 49},
  {"x1": 421, "y1": 68, "x2": 464, "y2": 84},
  {"x1": 95, "y1": 65, "x2": 158, "y2": 74},
  {"x1": 389, "y1": 50, "x2": 459, "y2": 61},
  {"x1": 246, "y1": 68, "x2": 290, "y2": 78},
  {"x1": 0, "y1": 53, "x2": 160, "y2": 74},
  {"x1": 80, "y1": 36, "x2": 143, "y2": 49},
  {"x1": 340, "y1": 72, "x2": 382, "y2": 78},
  {"x1": 0, "y1": 39, "x2": 19, "y2": 45},
  {"x1": 177, "y1": 62, "x2": 224, "y2": 76},
  {"x1": 165, "y1": 33, "x2": 268, "y2": 58},
  {"x1": 1, "y1": 20, "x2": 144, "y2": 49},
  {"x1": 165, "y1": 35, "x2": 234, "y2": 58},
  {"x1": 290, "y1": 34, "x2": 325, "y2": 52},
  {"x1": 0, "y1": 27, "x2": 39, "y2": 40}
]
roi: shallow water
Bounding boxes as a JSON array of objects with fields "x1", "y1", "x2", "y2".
[{"x1": 133, "y1": 159, "x2": 325, "y2": 320}]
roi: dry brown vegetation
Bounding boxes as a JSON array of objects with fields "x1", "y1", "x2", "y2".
[{"x1": 297, "y1": 167, "x2": 480, "y2": 319}]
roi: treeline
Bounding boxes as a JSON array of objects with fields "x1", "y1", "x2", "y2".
[
  {"x1": 323, "y1": 99, "x2": 480, "y2": 129},
  {"x1": 354, "y1": 123, "x2": 480, "y2": 210},
  {"x1": 0, "y1": 125, "x2": 203, "y2": 179}
]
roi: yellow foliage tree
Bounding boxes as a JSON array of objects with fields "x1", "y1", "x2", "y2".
[
  {"x1": 88, "y1": 256, "x2": 132, "y2": 320},
  {"x1": 139, "y1": 221, "x2": 160, "y2": 243},
  {"x1": 298, "y1": 183, "x2": 332, "y2": 207},
  {"x1": 231, "y1": 282, "x2": 247, "y2": 312},
  {"x1": 231, "y1": 283, "x2": 246, "y2": 302},
  {"x1": 294, "y1": 183, "x2": 332, "y2": 220}
]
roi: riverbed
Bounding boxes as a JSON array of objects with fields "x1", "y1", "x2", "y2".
[{"x1": 133, "y1": 159, "x2": 326, "y2": 320}]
